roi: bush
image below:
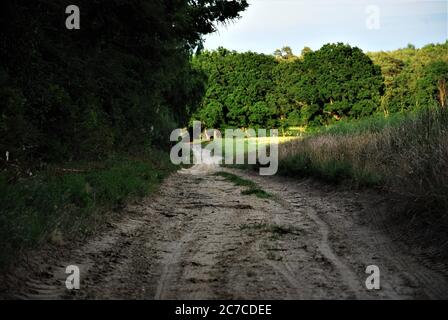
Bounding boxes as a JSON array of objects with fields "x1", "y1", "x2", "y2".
[{"x1": 0, "y1": 151, "x2": 175, "y2": 267}]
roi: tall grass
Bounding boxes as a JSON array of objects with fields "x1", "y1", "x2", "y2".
[
  {"x1": 0, "y1": 150, "x2": 175, "y2": 267},
  {"x1": 279, "y1": 107, "x2": 448, "y2": 215}
]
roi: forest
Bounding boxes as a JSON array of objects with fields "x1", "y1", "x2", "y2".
[
  {"x1": 191, "y1": 43, "x2": 448, "y2": 131},
  {"x1": 0, "y1": 0, "x2": 248, "y2": 164}
]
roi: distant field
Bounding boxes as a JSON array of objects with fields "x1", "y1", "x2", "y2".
[{"x1": 200, "y1": 136, "x2": 298, "y2": 161}]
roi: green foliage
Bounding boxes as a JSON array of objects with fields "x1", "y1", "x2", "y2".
[
  {"x1": 215, "y1": 171, "x2": 255, "y2": 187},
  {"x1": 0, "y1": 151, "x2": 175, "y2": 266},
  {"x1": 198, "y1": 101, "x2": 225, "y2": 128},
  {"x1": 215, "y1": 171, "x2": 272, "y2": 198},
  {"x1": 241, "y1": 188, "x2": 271, "y2": 198},
  {"x1": 192, "y1": 43, "x2": 385, "y2": 129},
  {"x1": 296, "y1": 43, "x2": 384, "y2": 123},
  {"x1": 0, "y1": 0, "x2": 249, "y2": 163},
  {"x1": 0, "y1": 87, "x2": 31, "y2": 160},
  {"x1": 192, "y1": 49, "x2": 277, "y2": 128},
  {"x1": 369, "y1": 42, "x2": 448, "y2": 113},
  {"x1": 248, "y1": 102, "x2": 274, "y2": 127},
  {"x1": 193, "y1": 42, "x2": 446, "y2": 131}
]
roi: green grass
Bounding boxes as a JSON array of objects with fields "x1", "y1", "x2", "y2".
[
  {"x1": 305, "y1": 111, "x2": 413, "y2": 137},
  {"x1": 0, "y1": 149, "x2": 175, "y2": 267},
  {"x1": 215, "y1": 171, "x2": 272, "y2": 199},
  {"x1": 215, "y1": 171, "x2": 255, "y2": 187},
  {"x1": 241, "y1": 188, "x2": 271, "y2": 198}
]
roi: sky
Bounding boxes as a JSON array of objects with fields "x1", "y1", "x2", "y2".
[{"x1": 204, "y1": 0, "x2": 448, "y2": 54}]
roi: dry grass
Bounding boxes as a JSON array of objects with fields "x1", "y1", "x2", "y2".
[{"x1": 278, "y1": 107, "x2": 448, "y2": 216}]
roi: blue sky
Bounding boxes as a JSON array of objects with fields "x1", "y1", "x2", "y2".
[{"x1": 204, "y1": 0, "x2": 448, "y2": 54}]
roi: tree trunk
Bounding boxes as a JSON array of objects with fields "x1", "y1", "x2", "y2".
[{"x1": 438, "y1": 79, "x2": 447, "y2": 108}]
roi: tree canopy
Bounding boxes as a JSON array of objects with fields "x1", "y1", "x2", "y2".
[
  {"x1": 0, "y1": 0, "x2": 248, "y2": 162},
  {"x1": 192, "y1": 43, "x2": 386, "y2": 129},
  {"x1": 192, "y1": 42, "x2": 447, "y2": 130},
  {"x1": 369, "y1": 42, "x2": 448, "y2": 114}
]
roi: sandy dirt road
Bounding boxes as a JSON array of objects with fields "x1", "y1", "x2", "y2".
[{"x1": 2, "y1": 163, "x2": 448, "y2": 300}]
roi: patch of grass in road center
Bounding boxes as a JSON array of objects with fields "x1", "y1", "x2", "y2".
[
  {"x1": 215, "y1": 171, "x2": 254, "y2": 187},
  {"x1": 214, "y1": 172, "x2": 272, "y2": 199},
  {"x1": 241, "y1": 188, "x2": 271, "y2": 199}
]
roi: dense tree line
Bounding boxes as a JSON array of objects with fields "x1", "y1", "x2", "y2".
[
  {"x1": 0, "y1": 0, "x2": 248, "y2": 163},
  {"x1": 368, "y1": 42, "x2": 448, "y2": 114},
  {"x1": 192, "y1": 42, "x2": 448, "y2": 130},
  {"x1": 191, "y1": 48, "x2": 278, "y2": 129}
]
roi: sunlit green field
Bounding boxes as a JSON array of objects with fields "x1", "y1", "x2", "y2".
[{"x1": 200, "y1": 136, "x2": 298, "y2": 160}]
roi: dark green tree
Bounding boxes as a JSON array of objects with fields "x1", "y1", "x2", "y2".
[
  {"x1": 0, "y1": 0, "x2": 249, "y2": 163},
  {"x1": 192, "y1": 49, "x2": 277, "y2": 128},
  {"x1": 295, "y1": 43, "x2": 384, "y2": 124}
]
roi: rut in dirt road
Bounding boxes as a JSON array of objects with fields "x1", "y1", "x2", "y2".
[{"x1": 3, "y1": 167, "x2": 448, "y2": 299}]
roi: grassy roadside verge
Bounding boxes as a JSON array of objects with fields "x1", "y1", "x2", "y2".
[
  {"x1": 278, "y1": 107, "x2": 448, "y2": 216},
  {"x1": 0, "y1": 149, "x2": 176, "y2": 268}
]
